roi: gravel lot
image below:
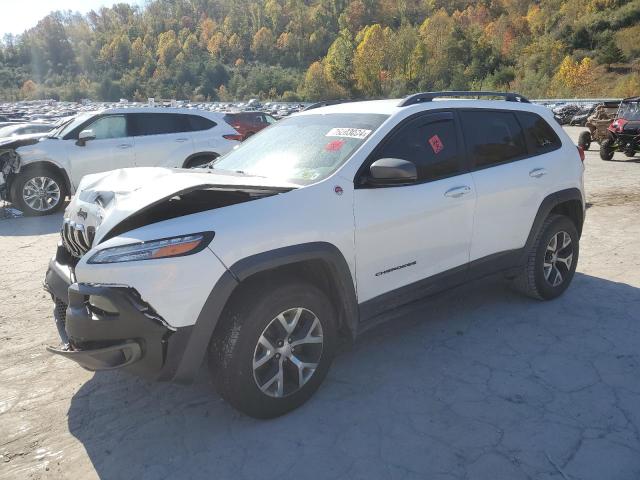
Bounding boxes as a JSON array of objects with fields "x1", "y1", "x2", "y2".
[{"x1": 1, "y1": 127, "x2": 639, "y2": 480}]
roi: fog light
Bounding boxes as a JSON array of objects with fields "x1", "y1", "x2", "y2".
[{"x1": 89, "y1": 295, "x2": 118, "y2": 314}]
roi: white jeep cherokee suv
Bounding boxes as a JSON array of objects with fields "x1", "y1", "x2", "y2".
[
  {"x1": 45, "y1": 92, "x2": 585, "y2": 418},
  {"x1": 1, "y1": 107, "x2": 240, "y2": 216}
]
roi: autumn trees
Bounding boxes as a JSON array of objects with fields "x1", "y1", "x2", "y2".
[{"x1": 0, "y1": 0, "x2": 639, "y2": 101}]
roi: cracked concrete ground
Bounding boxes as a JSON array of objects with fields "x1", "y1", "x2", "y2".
[{"x1": 1, "y1": 127, "x2": 639, "y2": 480}]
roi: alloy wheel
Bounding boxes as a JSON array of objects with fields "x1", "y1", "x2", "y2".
[
  {"x1": 543, "y1": 231, "x2": 573, "y2": 287},
  {"x1": 252, "y1": 307, "x2": 323, "y2": 398},
  {"x1": 22, "y1": 176, "x2": 61, "y2": 212}
]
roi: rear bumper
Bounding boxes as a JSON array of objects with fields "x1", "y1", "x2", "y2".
[{"x1": 44, "y1": 257, "x2": 192, "y2": 380}]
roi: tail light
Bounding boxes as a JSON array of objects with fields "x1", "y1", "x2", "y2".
[
  {"x1": 577, "y1": 146, "x2": 585, "y2": 162},
  {"x1": 223, "y1": 134, "x2": 244, "y2": 141}
]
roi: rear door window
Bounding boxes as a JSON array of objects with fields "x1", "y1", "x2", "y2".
[
  {"x1": 374, "y1": 113, "x2": 461, "y2": 182},
  {"x1": 516, "y1": 112, "x2": 562, "y2": 155},
  {"x1": 459, "y1": 110, "x2": 527, "y2": 169},
  {"x1": 129, "y1": 113, "x2": 189, "y2": 136}
]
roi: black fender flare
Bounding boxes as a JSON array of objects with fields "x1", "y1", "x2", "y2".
[
  {"x1": 168, "y1": 242, "x2": 357, "y2": 383},
  {"x1": 520, "y1": 187, "x2": 584, "y2": 264}
]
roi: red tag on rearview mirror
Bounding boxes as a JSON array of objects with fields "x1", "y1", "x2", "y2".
[{"x1": 428, "y1": 135, "x2": 444, "y2": 154}]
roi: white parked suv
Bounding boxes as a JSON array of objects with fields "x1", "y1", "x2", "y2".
[
  {"x1": 0, "y1": 107, "x2": 241, "y2": 215},
  {"x1": 45, "y1": 92, "x2": 585, "y2": 418}
]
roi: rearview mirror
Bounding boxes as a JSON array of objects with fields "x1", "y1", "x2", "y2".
[
  {"x1": 76, "y1": 129, "x2": 96, "y2": 146},
  {"x1": 367, "y1": 158, "x2": 417, "y2": 186}
]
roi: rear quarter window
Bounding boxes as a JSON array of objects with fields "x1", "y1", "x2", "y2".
[
  {"x1": 516, "y1": 111, "x2": 562, "y2": 155},
  {"x1": 188, "y1": 115, "x2": 216, "y2": 131}
]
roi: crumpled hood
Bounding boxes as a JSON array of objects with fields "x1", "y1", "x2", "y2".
[
  {"x1": 0, "y1": 133, "x2": 43, "y2": 149},
  {"x1": 65, "y1": 167, "x2": 299, "y2": 245}
]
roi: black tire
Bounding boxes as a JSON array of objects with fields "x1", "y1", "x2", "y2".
[
  {"x1": 184, "y1": 154, "x2": 217, "y2": 169},
  {"x1": 513, "y1": 214, "x2": 579, "y2": 301},
  {"x1": 599, "y1": 139, "x2": 615, "y2": 161},
  {"x1": 578, "y1": 131, "x2": 591, "y2": 151},
  {"x1": 623, "y1": 149, "x2": 635, "y2": 158},
  {"x1": 208, "y1": 280, "x2": 337, "y2": 418},
  {"x1": 10, "y1": 167, "x2": 67, "y2": 216}
]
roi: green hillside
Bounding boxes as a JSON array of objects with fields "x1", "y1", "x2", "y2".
[{"x1": 1, "y1": 0, "x2": 639, "y2": 101}]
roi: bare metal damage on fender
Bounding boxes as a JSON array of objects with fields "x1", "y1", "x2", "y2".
[
  {"x1": 0, "y1": 149, "x2": 21, "y2": 200},
  {"x1": 0, "y1": 137, "x2": 40, "y2": 198}
]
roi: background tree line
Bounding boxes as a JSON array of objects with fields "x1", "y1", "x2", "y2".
[{"x1": 1, "y1": 0, "x2": 639, "y2": 102}]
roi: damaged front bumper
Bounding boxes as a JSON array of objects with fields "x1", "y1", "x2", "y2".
[
  {"x1": 44, "y1": 257, "x2": 192, "y2": 380},
  {"x1": 47, "y1": 341, "x2": 142, "y2": 371},
  {"x1": 0, "y1": 149, "x2": 19, "y2": 200}
]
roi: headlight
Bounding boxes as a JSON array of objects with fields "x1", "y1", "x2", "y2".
[{"x1": 88, "y1": 232, "x2": 214, "y2": 264}]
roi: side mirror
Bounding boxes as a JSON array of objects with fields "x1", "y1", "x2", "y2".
[
  {"x1": 367, "y1": 158, "x2": 417, "y2": 186},
  {"x1": 76, "y1": 129, "x2": 95, "y2": 146}
]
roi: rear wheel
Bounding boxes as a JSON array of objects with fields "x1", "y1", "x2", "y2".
[
  {"x1": 11, "y1": 167, "x2": 67, "y2": 216},
  {"x1": 208, "y1": 280, "x2": 337, "y2": 418},
  {"x1": 514, "y1": 215, "x2": 579, "y2": 300},
  {"x1": 184, "y1": 153, "x2": 218, "y2": 168},
  {"x1": 600, "y1": 139, "x2": 615, "y2": 161},
  {"x1": 578, "y1": 131, "x2": 591, "y2": 151}
]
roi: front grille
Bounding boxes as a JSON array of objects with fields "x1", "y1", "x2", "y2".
[
  {"x1": 54, "y1": 298, "x2": 67, "y2": 324},
  {"x1": 54, "y1": 298, "x2": 70, "y2": 345},
  {"x1": 61, "y1": 219, "x2": 95, "y2": 258}
]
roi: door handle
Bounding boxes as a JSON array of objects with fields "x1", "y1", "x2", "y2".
[
  {"x1": 175, "y1": 138, "x2": 189, "y2": 143},
  {"x1": 117, "y1": 144, "x2": 132, "y2": 149},
  {"x1": 444, "y1": 186, "x2": 472, "y2": 198},
  {"x1": 529, "y1": 168, "x2": 547, "y2": 178}
]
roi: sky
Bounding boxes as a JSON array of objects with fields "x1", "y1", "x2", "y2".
[{"x1": 0, "y1": 0, "x2": 145, "y2": 36}]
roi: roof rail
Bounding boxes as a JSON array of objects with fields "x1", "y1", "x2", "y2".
[
  {"x1": 398, "y1": 91, "x2": 530, "y2": 107},
  {"x1": 303, "y1": 99, "x2": 351, "y2": 111}
]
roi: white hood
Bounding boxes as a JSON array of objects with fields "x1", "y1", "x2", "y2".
[
  {"x1": 0, "y1": 132, "x2": 48, "y2": 147},
  {"x1": 65, "y1": 167, "x2": 298, "y2": 244}
]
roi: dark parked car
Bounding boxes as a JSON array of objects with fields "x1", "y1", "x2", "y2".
[
  {"x1": 569, "y1": 104, "x2": 597, "y2": 126},
  {"x1": 552, "y1": 104, "x2": 581, "y2": 125},
  {"x1": 223, "y1": 112, "x2": 277, "y2": 140}
]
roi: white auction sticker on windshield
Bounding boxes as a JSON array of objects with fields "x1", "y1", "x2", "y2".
[{"x1": 326, "y1": 128, "x2": 372, "y2": 139}]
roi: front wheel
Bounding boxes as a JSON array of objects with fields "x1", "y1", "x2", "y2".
[
  {"x1": 208, "y1": 280, "x2": 337, "y2": 418},
  {"x1": 11, "y1": 168, "x2": 67, "y2": 216},
  {"x1": 514, "y1": 215, "x2": 579, "y2": 300},
  {"x1": 184, "y1": 153, "x2": 218, "y2": 169},
  {"x1": 600, "y1": 139, "x2": 615, "y2": 161}
]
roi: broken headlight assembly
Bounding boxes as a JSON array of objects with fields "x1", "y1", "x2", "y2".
[{"x1": 87, "y1": 232, "x2": 214, "y2": 264}]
